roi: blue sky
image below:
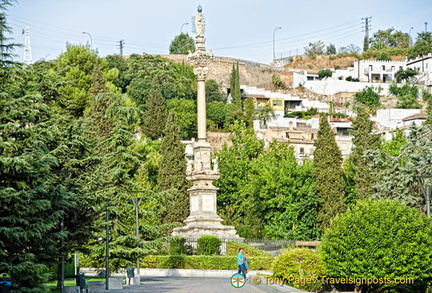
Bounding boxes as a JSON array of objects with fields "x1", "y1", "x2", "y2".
[{"x1": 6, "y1": 0, "x2": 432, "y2": 64}]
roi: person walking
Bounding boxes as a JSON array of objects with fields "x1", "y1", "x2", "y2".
[
  {"x1": 237, "y1": 248, "x2": 245, "y2": 275},
  {"x1": 242, "y1": 252, "x2": 249, "y2": 278}
]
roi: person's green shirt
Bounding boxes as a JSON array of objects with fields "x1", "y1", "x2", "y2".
[{"x1": 237, "y1": 252, "x2": 244, "y2": 265}]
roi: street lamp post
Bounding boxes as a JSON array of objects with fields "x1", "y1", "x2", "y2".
[
  {"x1": 130, "y1": 191, "x2": 147, "y2": 278},
  {"x1": 82, "y1": 32, "x2": 93, "y2": 49},
  {"x1": 180, "y1": 23, "x2": 189, "y2": 34},
  {"x1": 273, "y1": 27, "x2": 282, "y2": 61},
  {"x1": 102, "y1": 183, "x2": 116, "y2": 290},
  {"x1": 418, "y1": 175, "x2": 431, "y2": 217}
]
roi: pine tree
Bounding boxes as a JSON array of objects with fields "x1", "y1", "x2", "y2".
[
  {"x1": 349, "y1": 104, "x2": 381, "y2": 199},
  {"x1": 142, "y1": 78, "x2": 167, "y2": 140},
  {"x1": 229, "y1": 63, "x2": 241, "y2": 109},
  {"x1": 0, "y1": 66, "x2": 73, "y2": 293},
  {"x1": 0, "y1": 0, "x2": 16, "y2": 66},
  {"x1": 312, "y1": 115, "x2": 346, "y2": 231},
  {"x1": 157, "y1": 111, "x2": 189, "y2": 223}
]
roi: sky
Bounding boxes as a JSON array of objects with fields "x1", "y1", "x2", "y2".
[{"x1": 6, "y1": 0, "x2": 432, "y2": 65}]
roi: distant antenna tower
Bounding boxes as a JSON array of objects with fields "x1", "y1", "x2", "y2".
[
  {"x1": 22, "y1": 26, "x2": 33, "y2": 65},
  {"x1": 361, "y1": 17, "x2": 372, "y2": 51}
]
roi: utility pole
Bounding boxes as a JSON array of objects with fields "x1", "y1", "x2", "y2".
[
  {"x1": 425, "y1": 22, "x2": 428, "y2": 33},
  {"x1": 117, "y1": 40, "x2": 125, "y2": 56},
  {"x1": 23, "y1": 26, "x2": 33, "y2": 65},
  {"x1": 361, "y1": 17, "x2": 372, "y2": 51}
]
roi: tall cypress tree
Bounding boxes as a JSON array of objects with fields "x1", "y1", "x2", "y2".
[
  {"x1": 142, "y1": 78, "x2": 167, "y2": 140},
  {"x1": 229, "y1": 63, "x2": 241, "y2": 109},
  {"x1": 349, "y1": 104, "x2": 381, "y2": 200},
  {"x1": 312, "y1": 115, "x2": 346, "y2": 231},
  {"x1": 157, "y1": 111, "x2": 189, "y2": 223}
]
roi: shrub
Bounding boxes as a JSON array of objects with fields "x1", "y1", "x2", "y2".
[
  {"x1": 169, "y1": 237, "x2": 187, "y2": 255},
  {"x1": 321, "y1": 199, "x2": 432, "y2": 293},
  {"x1": 197, "y1": 236, "x2": 221, "y2": 255},
  {"x1": 140, "y1": 255, "x2": 274, "y2": 270},
  {"x1": 272, "y1": 74, "x2": 285, "y2": 89},
  {"x1": 272, "y1": 248, "x2": 326, "y2": 292},
  {"x1": 318, "y1": 69, "x2": 332, "y2": 80},
  {"x1": 354, "y1": 86, "x2": 380, "y2": 108},
  {"x1": 226, "y1": 241, "x2": 273, "y2": 257}
]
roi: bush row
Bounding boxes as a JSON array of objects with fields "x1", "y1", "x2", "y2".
[
  {"x1": 140, "y1": 255, "x2": 274, "y2": 270},
  {"x1": 226, "y1": 241, "x2": 273, "y2": 257}
]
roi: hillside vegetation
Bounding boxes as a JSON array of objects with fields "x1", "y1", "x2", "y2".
[{"x1": 284, "y1": 54, "x2": 406, "y2": 71}]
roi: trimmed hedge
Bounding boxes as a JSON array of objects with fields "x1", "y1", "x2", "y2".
[
  {"x1": 272, "y1": 248, "x2": 325, "y2": 292},
  {"x1": 140, "y1": 255, "x2": 274, "y2": 270},
  {"x1": 226, "y1": 241, "x2": 272, "y2": 257},
  {"x1": 197, "y1": 236, "x2": 221, "y2": 255}
]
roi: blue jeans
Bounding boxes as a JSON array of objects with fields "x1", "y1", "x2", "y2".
[{"x1": 238, "y1": 265, "x2": 245, "y2": 275}]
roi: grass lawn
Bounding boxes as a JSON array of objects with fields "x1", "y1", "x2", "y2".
[{"x1": 44, "y1": 277, "x2": 106, "y2": 293}]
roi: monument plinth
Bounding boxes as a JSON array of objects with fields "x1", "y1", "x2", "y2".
[{"x1": 172, "y1": 6, "x2": 241, "y2": 240}]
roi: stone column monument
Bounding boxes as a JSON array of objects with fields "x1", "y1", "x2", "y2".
[{"x1": 172, "y1": 6, "x2": 241, "y2": 240}]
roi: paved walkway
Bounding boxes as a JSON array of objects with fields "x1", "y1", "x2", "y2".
[{"x1": 110, "y1": 277, "x2": 265, "y2": 293}]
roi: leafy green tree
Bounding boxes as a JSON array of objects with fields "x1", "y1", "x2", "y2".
[
  {"x1": 388, "y1": 82, "x2": 421, "y2": 109},
  {"x1": 370, "y1": 28, "x2": 411, "y2": 49},
  {"x1": 169, "y1": 33, "x2": 195, "y2": 54},
  {"x1": 407, "y1": 32, "x2": 432, "y2": 59},
  {"x1": 166, "y1": 98, "x2": 196, "y2": 138},
  {"x1": 304, "y1": 40, "x2": 325, "y2": 57},
  {"x1": 394, "y1": 68, "x2": 418, "y2": 83},
  {"x1": 207, "y1": 101, "x2": 227, "y2": 130},
  {"x1": 229, "y1": 63, "x2": 241, "y2": 109},
  {"x1": 348, "y1": 104, "x2": 381, "y2": 200},
  {"x1": 380, "y1": 128, "x2": 407, "y2": 157},
  {"x1": 215, "y1": 122, "x2": 264, "y2": 235},
  {"x1": 312, "y1": 116, "x2": 345, "y2": 230},
  {"x1": 254, "y1": 104, "x2": 275, "y2": 128},
  {"x1": 142, "y1": 78, "x2": 167, "y2": 139},
  {"x1": 354, "y1": 86, "x2": 380, "y2": 108},
  {"x1": 205, "y1": 79, "x2": 225, "y2": 102},
  {"x1": 321, "y1": 199, "x2": 432, "y2": 293},
  {"x1": 376, "y1": 50, "x2": 391, "y2": 61},
  {"x1": 157, "y1": 111, "x2": 189, "y2": 223},
  {"x1": 125, "y1": 55, "x2": 196, "y2": 108},
  {"x1": 105, "y1": 54, "x2": 129, "y2": 93},
  {"x1": 55, "y1": 45, "x2": 99, "y2": 116},
  {"x1": 242, "y1": 141, "x2": 319, "y2": 240},
  {"x1": 317, "y1": 69, "x2": 332, "y2": 80},
  {"x1": 326, "y1": 43, "x2": 336, "y2": 55}
]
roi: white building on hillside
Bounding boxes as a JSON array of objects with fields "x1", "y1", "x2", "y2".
[
  {"x1": 353, "y1": 59, "x2": 406, "y2": 83},
  {"x1": 406, "y1": 53, "x2": 432, "y2": 90}
]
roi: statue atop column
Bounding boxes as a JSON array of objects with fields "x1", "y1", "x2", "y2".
[
  {"x1": 172, "y1": 6, "x2": 241, "y2": 242},
  {"x1": 194, "y1": 5, "x2": 204, "y2": 38}
]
